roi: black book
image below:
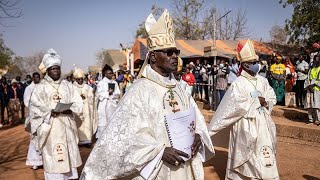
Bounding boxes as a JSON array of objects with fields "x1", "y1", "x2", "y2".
[{"x1": 108, "y1": 83, "x2": 115, "y2": 91}]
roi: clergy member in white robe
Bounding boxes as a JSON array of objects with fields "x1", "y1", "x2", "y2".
[
  {"x1": 73, "y1": 68, "x2": 97, "y2": 145},
  {"x1": 80, "y1": 9, "x2": 214, "y2": 180},
  {"x1": 208, "y1": 40, "x2": 279, "y2": 180},
  {"x1": 28, "y1": 49, "x2": 83, "y2": 180},
  {"x1": 96, "y1": 64, "x2": 120, "y2": 138},
  {"x1": 24, "y1": 72, "x2": 43, "y2": 169}
]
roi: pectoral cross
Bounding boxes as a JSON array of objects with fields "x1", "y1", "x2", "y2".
[{"x1": 166, "y1": 88, "x2": 180, "y2": 113}]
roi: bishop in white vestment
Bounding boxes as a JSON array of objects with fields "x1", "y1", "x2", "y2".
[
  {"x1": 28, "y1": 49, "x2": 83, "y2": 179},
  {"x1": 81, "y1": 9, "x2": 214, "y2": 180},
  {"x1": 208, "y1": 40, "x2": 279, "y2": 179},
  {"x1": 73, "y1": 68, "x2": 97, "y2": 145},
  {"x1": 96, "y1": 64, "x2": 120, "y2": 138},
  {"x1": 24, "y1": 72, "x2": 43, "y2": 169}
]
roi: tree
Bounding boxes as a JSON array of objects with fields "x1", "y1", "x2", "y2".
[
  {"x1": 14, "y1": 52, "x2": 45, "y2": 76},
  {"x1": 0, "y1": 0, "x2": 23, "y2": 26},
  {"x1": 96, "y1": 49, "x2": 105, "y2": 67},
  {"x1": 171, "y1": 0, "x2": 206, "y2": 40},
  {"x1": 135, "y1": 1, "x2": 250, "y2": 41},
  {"x1": 0, "y1": 34, "x2": 13, "y2": 69},
  {"x1": 269, "y1": 25, "x2": 288, "y2": 45},
  {"x1": 216, "y1": 9, "x2": 249, "y2": 40},
  {"x1": 279, "y1": 0, "x2": 320, "y2": 46}
]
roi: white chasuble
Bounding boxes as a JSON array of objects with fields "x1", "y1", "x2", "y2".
[
  {"x1": 208, "y1": 71, "x2": 279, "y2": 179},
  {"x1": 96, "y1": 77, "x2": 120, "y2": 137},
  {"x1": 29, "y1": 75, "x2": 83, "y2": 174},
  {"x1": 24, "y1": 82, "x2": 43, "y2": 166},
  {"x1": 80, "y1": 65, "x2": 214, "y2": 180},
  {"x1": 73, "y1": 82, "x2": 97, "y2": 143}
]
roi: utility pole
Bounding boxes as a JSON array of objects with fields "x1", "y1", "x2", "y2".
[{"x1": 212, "y1": 10, "x2": 231, "y2": 110}]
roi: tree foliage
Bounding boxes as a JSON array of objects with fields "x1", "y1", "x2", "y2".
[
  {"x1": 0, "y1": 34, "x2": 13, "y2": 69},
  {"x1": 280, "y1": 0, "x2": 320, "y2": 46}
]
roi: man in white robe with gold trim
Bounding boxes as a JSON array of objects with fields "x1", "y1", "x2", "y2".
[
  {"x1": 28, "y1": 49, "x2": 83, "y2": 179},
  {"x1": 80, "y1": 9, "x2": 214, "y2": 180},
  {"x1": 208, "y1": 40, "x2": 279, "y2": 179},
  {"x1": 73, "y1": 68, "x2": 97, "y2": 146}
]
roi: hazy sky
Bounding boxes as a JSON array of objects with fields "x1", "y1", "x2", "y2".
[{"x1": 2, "y1": 0, "x2": 293, "y2": 73}]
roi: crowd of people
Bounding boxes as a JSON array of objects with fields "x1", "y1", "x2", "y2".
[{"x1": 1, "y1": 8, "x2": 319, "y2": 180}]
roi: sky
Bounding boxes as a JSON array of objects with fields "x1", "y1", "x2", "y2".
[{"x1": 2, "y1": 0, "x2": 293, "y2": 73}]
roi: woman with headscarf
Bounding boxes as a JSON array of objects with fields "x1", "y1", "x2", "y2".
[
  {"x1": 283, "y1": 56, "x2": 296, "y2": 92},
  {"x1": 270, "y1": 56, "x2": 286, "y2": 105}
]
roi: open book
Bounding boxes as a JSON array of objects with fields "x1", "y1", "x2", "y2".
[
  {"x1": 164, "y1": 107, "x2": 196, "y2": 161},
  {"x1": 53, "y1": 102, "x2": 73, "y2": 113}
]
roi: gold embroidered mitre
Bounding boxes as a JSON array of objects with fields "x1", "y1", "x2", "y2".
[
  {"x1": 73, "y1": 67, "x2": 84, "y2": 78},
  {"x1": 145, "y1": 9, "x2": 176, "y2": 51},
  {"x1": 237, "y1": 39, "x2": 258, "y2": 62}
]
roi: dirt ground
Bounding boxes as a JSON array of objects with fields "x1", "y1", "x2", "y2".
[{"x1": 0, "y1": 124, "x2": 320, "y2": 180}]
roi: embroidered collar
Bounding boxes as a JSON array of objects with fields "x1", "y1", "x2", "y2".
[{"x1": 141, "y1": 64, "x2": 176, "y2": 88}]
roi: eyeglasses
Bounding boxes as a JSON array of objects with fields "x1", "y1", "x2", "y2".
[{"x1": 155, "y1": 49, "x2": 180, "y2": 56}]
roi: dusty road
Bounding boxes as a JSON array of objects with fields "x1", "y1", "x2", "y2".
[{"x1": 0, "y1": 124, "x2": 320, "y2": 180}]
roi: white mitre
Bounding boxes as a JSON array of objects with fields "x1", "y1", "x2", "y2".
[{"x1": 42, "y1": 48, "x2": 62, "y2": 69}]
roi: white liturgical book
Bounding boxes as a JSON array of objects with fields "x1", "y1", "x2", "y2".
[
  {"x1": 164, "y1": 107, "x2": 196, "y2": 161},
  {"x1": 53, "y1": 102, "x2": 73, "y2": 113}
]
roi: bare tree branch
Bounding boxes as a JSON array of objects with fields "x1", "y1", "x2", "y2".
[{"x1": 0, "y1": 0, "x2": 22, "y2": 26}]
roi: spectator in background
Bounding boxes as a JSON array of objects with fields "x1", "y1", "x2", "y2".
[
  {"x1": 310, "y1": 43, "x2": 320, "y2": 66},
  {"x1": 214, "y1": 59, "x2": 229, "y2": 104},
  {"x1": 258, "y1": 59, "x2": 268, "y2": 78},
  {"x1": 295, "y1": 55, "x2": 309, "y2": 108},
  {"x1": 0, "y1": 76, "x2": 9, "y2": 128},
  {"x1": 15, "y1": 76, "x2": 26, "y2": 120},
  {"x1": 202, "y1": 59, "x2": 211, "y2": 102},
  {"x1": 193, "y1": 59, "x2": 203, "y2": 101},
  {"x1": 305, "y1": 55, "x2": 320, "y2": 126},
  {"x1": 116, "y1": 70, "x2": 125, "y2": 97},
  {"x1": 270, "y1": 56, "x2": 286, "y2": 105},
  {"x1": 284, "y1": 57, "x2": 296, "y2": 92},
  {"x1": 8, "y1": 79, "x2": 23, "y2": 125},
  {"x1": 182, "y1": 66, "x2": 196, "y2": 96},
  {"x1": 228, "y1": 57, "x2": 239, "y2": 85},
  {"x1": 25, "y1": 75, "x2": 32, "y2": 86},
  {"x1": 123, "y1": 70, "x2": 133, "y2": 93}
]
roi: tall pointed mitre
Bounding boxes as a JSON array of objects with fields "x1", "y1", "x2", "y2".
[
  {"x1": 145, "y1": 9, "x2": 176, "y2": 51},
  {"x1": 237, "y1": 40, "x2": 258, "y2": 62},
  {"x1": 73, "y1": 67, "x2": 84, "y2": 78}
]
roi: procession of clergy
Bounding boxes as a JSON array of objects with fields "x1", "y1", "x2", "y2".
[{"x1": 24, "y1": 9, "x2": 280, "y2": 180}]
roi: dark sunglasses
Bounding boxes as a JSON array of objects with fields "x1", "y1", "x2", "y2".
[{"x1": 155, "y1": 49, "x2": 180, "y2": 56}]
